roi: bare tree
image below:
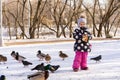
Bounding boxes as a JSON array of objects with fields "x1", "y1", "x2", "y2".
[
  {"x1": 2, "y1": 2, "x2": 12, "y2": 40},
  {"x1": 103, "y1": 0, "x2": 120, "y2": 38},
  {"x1": 2, "y1": 0, "x2": 119, "y2": 40},
  {"x1": 29, "y1": 0, "x2": 47, "y2": 39},
  {"x1": 113, "y1": 10, "x2": 120, "y2": 36},
  {"x1": 82, "y1": 0, "x2": 120, "y2": 37},
  {"x1": 3, "y1": 0, "x2": 29, "y2": 39},
  {"x1": 2, "y1": 0, "x2": 47, "y2": 39},
  {"x1": 41, "y1": 0, "x2": 83, "y2": 38}
]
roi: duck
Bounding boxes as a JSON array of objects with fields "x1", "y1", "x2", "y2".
[
  {"x1": 28, "y1": 70, "x2": 49, "y2": 80},
  {"x1": 36, "y1": 50, "x2": 46, "y2": 61},
  {"x1": 0, "y1": 75, "x2": 6, "y2": 80},
  {"x1": 59, "y1": 51, "x2": 68, "y2": 60},
  {"x1": 45, "y1": 54, "x2": 51, "y2": 63},
  {"x1": 15, "y1": 52, "x2": 26, "y2": 62},
  {"x1": 10, "y1": 51, "x2": 16, "y2": 59},
  {"x1": 0, "y1": 55, "x2": 7, "y2": 64},
  {"x1": 31, "y1": 63, "x2": 45, "y2": 71},
  {"x1": 44, "y1": 64, "x2": 60, "y2": 73}
]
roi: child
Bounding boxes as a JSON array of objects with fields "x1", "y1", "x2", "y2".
[{"x1": 72, "y1": 16, "x2": 92, "y2": 72}]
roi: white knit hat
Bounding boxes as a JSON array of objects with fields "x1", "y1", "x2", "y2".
[{"x1": 77, "y1": 17, "x2": 86, "y2": 26}]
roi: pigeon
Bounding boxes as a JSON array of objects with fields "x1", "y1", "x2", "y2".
[
  {"x1": 44, "y1": 64, "x2": 60, "y2": 73},
  {"x1": 31, "y1": 63, "x2": 45, "y2": 71},
  {"x1": 15, "y1": 52, "x2": 26, "y2": 62},
  {"x1": 36, "y1": 50, "x2": 46, "y2": 61},
  {"x1": 90, "y1": 55, "x2": 102, "y2": 63},
  {"x1": 45, "y1": 54, "x2": 51, "y2": 63},
  {"x1": 28, "y1": 70, "x2": 49, "y2": 80},
  {"x1": 22, "y1": 60, "x2": 32, "y2": 67},
  {"x1": 0, "y1": 75, "x2": 6, "y2": 80},
  {"x1": 59, "y1": 51, "x2": 68, "y2": 60}
]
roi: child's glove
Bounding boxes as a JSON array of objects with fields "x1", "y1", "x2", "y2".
[{"x1": 82, "y1": 34, "x2": 88, "y2": 42}]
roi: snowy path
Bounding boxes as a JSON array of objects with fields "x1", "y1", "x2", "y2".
[{"x1": 0, "y1": 40, "x2": 120, "y2": 80}]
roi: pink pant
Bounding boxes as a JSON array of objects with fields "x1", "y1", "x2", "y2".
[{"x1": 72, "y1": 51, "x2": 88, "y2": 69}]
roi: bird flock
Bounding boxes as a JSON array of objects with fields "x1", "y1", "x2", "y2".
[
  {"x1": 0, "y1": 50, "x2": 102, "y2": 80},
  {"x1": 0, "y1": 50, "x2": 69, "y2": 80}
]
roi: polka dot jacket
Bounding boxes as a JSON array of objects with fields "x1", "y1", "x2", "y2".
[{"x1": 73, "y1": 27, "x2": 92, "y2": 52}]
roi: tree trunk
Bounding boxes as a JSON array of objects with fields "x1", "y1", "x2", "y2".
[
  {"x1": 97, "y1": 23, "x2": 103, "y2": 37},
  {"x1": 93, "y1": 26, "x2": 96, "y2": 37}
]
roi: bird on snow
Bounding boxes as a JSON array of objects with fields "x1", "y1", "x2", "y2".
[
  {"x1": 28, "y1": 70, "x2": 49, "y2": 80},
  {"x1": 36, "y1": 50, "x2": 46, "y2": 61},
  {"x1": 90, "y1": 55, "x2": 102, "y2": 63},
  {"x1": 59, "y1": 51, "x2": 68, "y2": 60},
  {"x1": 10, "y1": 51, "x2": 16, "y2": 59},
  {"x1": 0, "y1": 55, "x2": 7, "y2": 64},
  {"x1": 44, "y1": 64, "x2": 60, "y2": 73},
  {"x1": 45, "y1": 54, "x2": 51, "y2": 63},
  {"x1": 15, "y1": 52, "x2": 26, "y2": 62},
  {"x1": 31, "y1": 63, "x2": 45, "y2": 71},
  {"x1": 0, "y1": 75, "x2": 6, "y2": 80},
  {"x1": 1, "y1": 56, "x2": 7, "y2": 64},
  {"x1": 22, "y1": 60, "x2": 32, "y2": 67},
  {"x1": 0, "y1": 55, "x2": 3, "y2": 63}
]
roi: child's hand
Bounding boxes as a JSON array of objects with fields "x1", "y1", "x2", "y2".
[{"x1": 82, "y1": 34, "x2": 88, "y2": 42}]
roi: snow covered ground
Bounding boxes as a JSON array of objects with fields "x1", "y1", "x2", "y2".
[{"x1": 0, "y1": 40, "x2": 120, "y2": 80}]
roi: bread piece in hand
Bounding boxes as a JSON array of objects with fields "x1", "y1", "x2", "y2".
[{"x1": 82, "y1": 34, "x2": 88, "y2": 42}]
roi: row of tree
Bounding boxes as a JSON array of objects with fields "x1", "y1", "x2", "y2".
[{"x1": 2, "y1": 0, "x2": 120, "y2": 39}]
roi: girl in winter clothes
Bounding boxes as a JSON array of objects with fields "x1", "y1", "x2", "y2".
[{"x1": 72, "y1": 16, "x2": 92, "y2": 72}]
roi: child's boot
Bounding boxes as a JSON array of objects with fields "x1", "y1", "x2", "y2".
[
  {"x1": 81, "y1": 67, "x2": 88, "y2": 70},
  {"x1": 73, "y1": 68, "x2": 79, "y2": 72}
]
